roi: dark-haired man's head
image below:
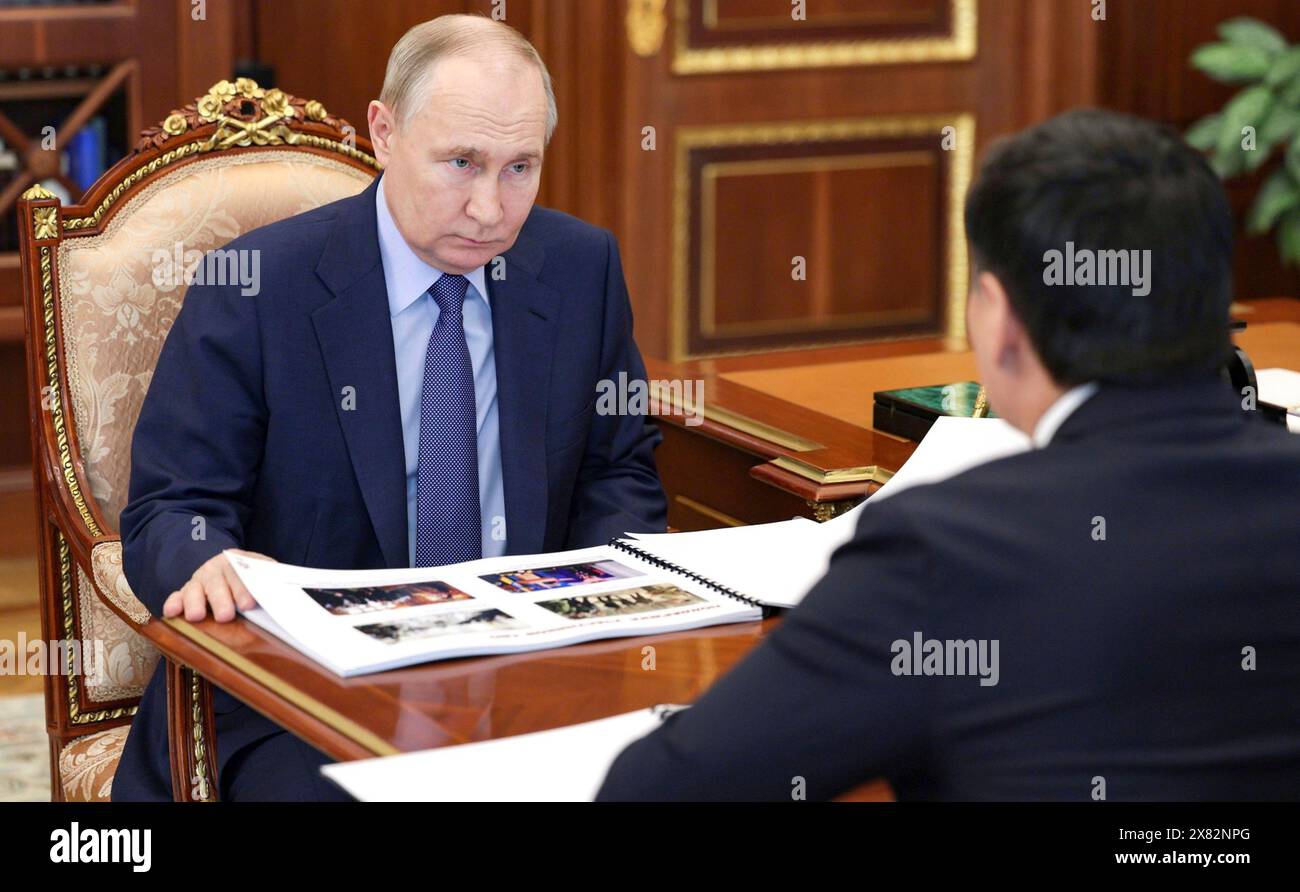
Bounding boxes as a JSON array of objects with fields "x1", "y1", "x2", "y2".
[{"x1": 963, "y1": 108, "x2": 1235, "y2": 435}]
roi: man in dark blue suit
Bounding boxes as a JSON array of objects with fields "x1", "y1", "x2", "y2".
[
  {"x1": 598, "y1": 109, "x2": 1300, "y2": 801},
  {"x1": 114, "y1": 15, "x2": 666, "y2": 800}
]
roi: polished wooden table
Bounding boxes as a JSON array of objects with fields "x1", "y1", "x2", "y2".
[
  {"x1": 148, "y1": 296, "x2": 1299, "y2": 796},
  {"x1": 648, "y1": 297, "x2": 1300, "y2": 529},
  {"x1": 156, "y1": 612, "x2": 771, "y2": 761}
]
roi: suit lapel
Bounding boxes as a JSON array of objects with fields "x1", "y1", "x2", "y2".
[
  {"x1": 310, "y1": 179, "x2": 409, "y2": 569},
  {"x1": 489, "y1": 234, "x2": 558, "y2": 555}
]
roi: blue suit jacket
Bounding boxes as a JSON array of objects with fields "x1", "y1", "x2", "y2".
[
  {"x1": 114, "y1": 178, "x2": 667, "y2": 799},
  {"x1": 598, "y1": 375, "x2": 1300, "y2": 801}
]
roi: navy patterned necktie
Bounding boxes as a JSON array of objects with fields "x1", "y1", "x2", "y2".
[{"x1": 414, "y1": 274, "x2": 482, "y2": 567}]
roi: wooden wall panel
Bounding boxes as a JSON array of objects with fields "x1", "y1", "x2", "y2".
[
  {"x1": 251, "y1": 0, "x2": 477, "y2": 134},
  {"x1": 620, "y1": 0, "x2": 1100, "y2": 358},
  {"x1": 689, "y1": 131, "x2": 946, "y2": 354},
  {"x1": 516, "y1": 0, "x2": 626, "y2": 232},
  {"x1": 674, "y1": 0, "x2": 973, "y2": 74},
  {"x1": 694, "y1": 0, "x2": 952, "y2": 44},
  {"x1": 175, "y1": 0, "x2": 239, "y2": 107},
  {"x1": 233, "y1": 0, "x2": 1114, "y2": 360}
]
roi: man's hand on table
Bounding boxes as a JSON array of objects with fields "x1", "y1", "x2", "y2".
[{"x1": 162, "y1": 549, "x2": 275, "y2": 623}]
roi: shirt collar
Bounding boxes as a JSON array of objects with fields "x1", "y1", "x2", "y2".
[
  {"x1": 376, "y1": 175, "x2": 490, "y2": 317},
  {"x1": 1032, "y1": 382, "x2": 1100, "y2": 447}
]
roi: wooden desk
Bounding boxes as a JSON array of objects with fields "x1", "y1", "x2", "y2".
[
  {"x1": 147, "y1": 296, "x2": 1297, "y2": 800},
  {"x1": 152, "y1": 609, "x2": 894, "y2": 800},
  {"x1": 648, "y1": 297, "x2": 1300, "y2": 531},
  {"x1": 152, "y1": 614, "x2": 770, "y2": 762}
]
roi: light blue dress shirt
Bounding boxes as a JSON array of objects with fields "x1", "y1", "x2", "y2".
[{"x1": 375, "y1": 177, "x2": 507, "y2": 566}]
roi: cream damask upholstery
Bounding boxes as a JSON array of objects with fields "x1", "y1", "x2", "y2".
[
  {"x1": 90, "y1": 539, "x2": 150, "y2": 626},
  {"x1": 56, "y1": 150, "x2": 373, "y2": 704},
  {"x1": 75, "y1": 564, "x2": 156, "y2": 703},
  {"x1": 58, "y1": 725, "x2": 130, "y2": 802},
  {"x1": 60, "y1": 151, "x2": 373, "y2": 527}
]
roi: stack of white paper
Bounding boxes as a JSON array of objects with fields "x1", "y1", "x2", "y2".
[
  {"x1": 321, "y1": 707, "x2": 678, "y2": 801},
  {"x1": 1258, "y1": 368, "x2": 1300, "y2": 433}
]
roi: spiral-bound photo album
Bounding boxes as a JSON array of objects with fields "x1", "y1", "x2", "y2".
[
  {"x1": 226, "y1": 541, "x2": 766, "y2": 677},
  {"x1": 226, "y1": 415, "x2": 1031, "y2": 677}
]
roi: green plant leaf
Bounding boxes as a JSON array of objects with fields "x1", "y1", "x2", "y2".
[
  {"x1": 1275, "y1": 209, "x2": 1300, "y2": 265},
  {"x1": 1245, "y1": 144, "x2": 1274, "y2": 172},
  {"x1": 1210, "y1": 152, "x2": 1241, "y2": 179},
  {"x1": 1259, "y1": 106, "x2": 1300, "y2": 150},
  {"x1": 1186, "y1": 113, "x2": 1223, "y2": 151},
  {"x1": 1217, "y1": 85, "x2": 1275, "y2": 174},
  {"x1": 1243, "y1": 107, "x2": 1296, "y2": 171},
  {"x1": 1288, "y1": 138, "x2": 1300, "y2": 180},
  {"x1": 1247, "y1": 168, "x2": 1300, "y2": 234},
  {"x1": 1287, "y1": 138, "x2": 1300, "y2": 185},
  {"x1": 1192, "y1": 43, "x2": 1274, "y2": 83},
  {"x1": 1280, "y1": 74, "x2": 1300, "y2": 108},
  {"x1": 1218, "y1": 17, "x2": 1288, "y2": 55},
  {"x1": 1265, "y1": 46, "x2": 1300, "y2": 87}
]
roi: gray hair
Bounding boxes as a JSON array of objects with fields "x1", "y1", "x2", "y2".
[{"x1": 379, "y1": 14, "x2": 558, "y2": 143}]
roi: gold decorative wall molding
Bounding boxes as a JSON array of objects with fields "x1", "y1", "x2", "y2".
[
  {"x1": 703, "y1": 0, "x2": 936, "y2": 31},
  {"x1": 673, "y1": 0, "x2": 978, "y2": 75},
  {"x1": 627, "y1": 0, "x2": 669, "y2": 57},
  {"x1": 673, "y1": 113, "x2": 976, "y2": 360}
]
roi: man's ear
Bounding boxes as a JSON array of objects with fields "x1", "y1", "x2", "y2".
[
  {"x1": 367, "y1": 101, "x2": 395, "y2": 167},
  {"x1": 981, "y1": 270, "x2": 1056, "y2": 386},
  {"x1": 974, "y1": 270, "x2": 1024, "y2": 372},
  {"x1": 973, "y1": 269, "x2": 1008, "y2": 319}
]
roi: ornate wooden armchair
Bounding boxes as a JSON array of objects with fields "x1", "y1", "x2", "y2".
[{"x1": 17, "y1": 79, "x2": 378, "y2": 801}]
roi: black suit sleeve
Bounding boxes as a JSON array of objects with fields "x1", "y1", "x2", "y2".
[
  {"x1": 119, "y1": 277, "x2": 267, "y2": 616},
  {"x1": 596, "y1": 499, "x2": 936, "y2": 800},
  {"x1": 563, "y1": 231, "x2": 667, "y2": 547}
]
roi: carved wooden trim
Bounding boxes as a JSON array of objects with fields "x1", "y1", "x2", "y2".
[
  {"x1": 166, "y1": 659, "x2": 218, "y2": 802},
  {"x1": 66, "y1": 77, "x2": 377, "y2": 235}
]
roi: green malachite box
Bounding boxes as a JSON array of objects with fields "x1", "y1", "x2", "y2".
[{"x1": 872, "y1": 382, "x2": 997, "y2": 442}]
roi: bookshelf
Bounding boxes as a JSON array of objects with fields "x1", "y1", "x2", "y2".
[
  {"x1": 0, "y1": 75, "x2": 132, "y2": 510},
  {"x1": 0, "y1": 0, "x2": 240, "y2": 539}
]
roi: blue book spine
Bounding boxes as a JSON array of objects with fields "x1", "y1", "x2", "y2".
[{"x1": 67, "y1": 117, "x2": 107, "y2": 193}]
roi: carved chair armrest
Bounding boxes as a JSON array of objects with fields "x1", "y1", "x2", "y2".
[
  {"x1": 88, "y1": 538, "x2": 151, "y2": 628},
  {"x1": 86, "y1": 537, "x2": 219, "y2": 801}
]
